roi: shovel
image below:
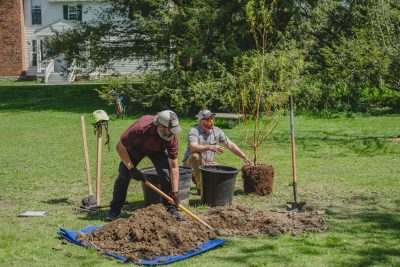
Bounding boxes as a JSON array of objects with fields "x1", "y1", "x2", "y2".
[
  {"x1": 286, "y1": 95, "x2": 306, "y2": 212},
  {"x1": 143, "y1": 180, "x2": 214, "y2": 230},
  {"x1": 81, "y1": 116, "x2": 96, "y2": 208}
]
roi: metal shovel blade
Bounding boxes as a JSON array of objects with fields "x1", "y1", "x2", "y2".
[
  {"x1": 286, "y1": 201, "x2": 306, "y2": 212},
  {"x1": 81, "y1": 195, "x2": 96, "y2": 207}
]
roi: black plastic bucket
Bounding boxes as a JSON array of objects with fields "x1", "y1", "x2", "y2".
[
  {"x1": 199, "y1": 165, "x2": 239, "y2": 207},
  {"x1": 140, "y1": 166, "x2": 192, "y2": 206}
]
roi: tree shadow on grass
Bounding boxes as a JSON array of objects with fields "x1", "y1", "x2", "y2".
[
  {"x1": 77, "y1": 200, "x2": 146, "y2": 221},
  {"x1": 325, "y1": 204, "x2": 400, "y2": 266},
  {"x1": 272, "y1": 130, "x2": 394, "y2": 156},
  {"x1": 43, "y1": 198, "x2": 74, "y2": 205},
  {"x1": 213, "y1": 242, "x2": 291, "y2": 267},
  {"x1": 234, "y1": 188, "x2": 244, "y2": 196},
  {"x1": 0, "y1": 84, "x2": 108, "y2": 114}
]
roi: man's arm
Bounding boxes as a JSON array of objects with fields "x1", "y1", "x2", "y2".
[
  {"x1": 189, "y1": 142, "x2": 224, "y2": 154},
  {"x1": 223, "y1": 140, "x2": 252, "y2": 165},
  {"x1": 116, "y1": 141, "x2": 134, "y2": 170},
  {"x1": 168, "y1": 158, "x2": 180, "y2": 192}
]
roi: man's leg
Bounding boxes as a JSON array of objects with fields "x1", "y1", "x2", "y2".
[
  {"x1": 106, "y1": 156, "x2": 142, "y2": 221},
  {"x1": 183, "y1": 153, "x2": 203, "y2": 194},
  {"x1": 149, "y1": 153, "x2": 183, "y2": 221}
]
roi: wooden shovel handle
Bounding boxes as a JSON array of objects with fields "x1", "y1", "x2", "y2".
[
  {"x1": 96, "y1": 126, "x2": 102, "y2": 206},
  {"x1": 144, "y1": 180, "x2": 214, "y2": 230},
  {"x1": 81, "y1": 116, "x2": 92, "y2": 195}
]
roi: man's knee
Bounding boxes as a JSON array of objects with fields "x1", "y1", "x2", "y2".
[{"x1": 191, "y1": 153, "x2": 202, "y2": 164}]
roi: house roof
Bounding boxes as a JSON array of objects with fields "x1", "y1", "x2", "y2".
[{"x1": 34, "y1": 19, "x2": 75, "y2": 36}]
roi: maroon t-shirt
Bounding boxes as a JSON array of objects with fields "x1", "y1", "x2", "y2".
[{"x1": 120, "y1": 115, "x2": 178, "y2": 160}]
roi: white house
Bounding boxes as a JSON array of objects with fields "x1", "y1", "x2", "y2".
[{"x1": 0, "y1": 0, "x2": 149, "y2": 83}]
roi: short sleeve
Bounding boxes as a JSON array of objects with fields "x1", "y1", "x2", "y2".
[
  {"x1": 188, "y1": 128, "x2": 199, "y2": 144},
  {"x1": 120, "y1": 124, "x2": 140, "y2": 147},
  {"x1": 166, "y1": 136, "x2": 179, "y2": 159},
  {"x1": 218, "y1": 129, "x2": 228, "y2": 143}
]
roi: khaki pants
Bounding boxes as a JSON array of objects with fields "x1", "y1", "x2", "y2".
[
  {"x1": 183, "y1": 153, "x2": 204, "y2": 191},
  {"x1": 183, "y1": 153, "x2": 218, "y2": 193}
]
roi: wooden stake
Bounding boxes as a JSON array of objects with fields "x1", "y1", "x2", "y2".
[
  {"x1": 96, "y1": 126, "x2": 102, "y2": 206},
  {"x1": 81, "y1": 116, "x2": 92, "y2": 195}
]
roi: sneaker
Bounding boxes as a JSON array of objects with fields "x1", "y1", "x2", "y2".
[{"x1": 103, "y1": 210, "x2": 120, "y2": 222}]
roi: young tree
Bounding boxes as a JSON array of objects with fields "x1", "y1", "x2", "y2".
[{"x1": 235, "y1": 0, "x2": 302, "y2": 165}]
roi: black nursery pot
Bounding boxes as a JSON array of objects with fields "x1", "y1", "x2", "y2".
[
  {"x1": 140, "y1": 166, "x2": 192, "y2": 206},
  {"x1": 199, "y1": 165, "x2": 239, "y2": 207}
]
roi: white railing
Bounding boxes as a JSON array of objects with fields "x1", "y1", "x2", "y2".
[
  {"x1": 67, "y1": 59, "x2": 77, "y2": 83},
  {"x1": 44, "y1": 59, "x2": 54, "y2": 84},
  {"x1": 39, "y1": 60, "x2": 50, "y2": 73}
]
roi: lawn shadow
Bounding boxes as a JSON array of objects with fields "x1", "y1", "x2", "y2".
[
  {"x1": 213, "y1": 242, "x2": 290, "y2": 267},
  {"x1": 0, "y1": 84, "x2": 109, "y2": 114},
  {"x1": 272, "y1": 130, "x2": 394, "y2": 156},
  {"x1": 43, "y1": 198, "x2": 74, "y2": 205},
  {"x1": 78, "y1": 200, "x2": 146, "y2": 221},
  {"x1": 189, "y1": 198, "x2": 202, "y2": 207},
  {"x1": 233, "y1": 188, "x2": 244, "y2": 196},
  {"x1": 325, "y1": 204, "x2": 400, "y2": 266}
]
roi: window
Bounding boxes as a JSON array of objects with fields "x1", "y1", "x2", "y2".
[
  {"x1": 31, "y1": 5, "x2": 41, "y2": 25},
  {"x1": 63, "y1": 5, "x2": 82, "y2": 21},
  {"x1": 32, "y1": 40, "x2": 37, "y2": 66},
  {"x1": 68, "y1": 5, "x2": 77, "y2": 20}
]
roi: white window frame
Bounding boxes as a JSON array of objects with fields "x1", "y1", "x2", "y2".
[
  {"x1": 31, "y1": 5, "x2": 42, "y2": 25},
  {"x1": 32, "y1": 40, "x2": 38, "y2": 66},
  {"x1": 68, "y1": 5, "x2": 78, "y2": 20}
]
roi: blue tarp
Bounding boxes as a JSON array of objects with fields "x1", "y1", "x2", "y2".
[{"x1": 57, "y1": 226, "x2": 226, "y2": 265}]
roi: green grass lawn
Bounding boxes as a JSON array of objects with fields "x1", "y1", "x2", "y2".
[{"x1": 0, "y1": 84, "x2": 399, "y2": 266}]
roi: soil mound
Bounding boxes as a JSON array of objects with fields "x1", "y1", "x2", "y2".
[
  {"x1": 76, "y1": 204, "x2": 325, "y2": 262},
  {"x1": 202, "y1": 205, "x2": 325, "y2": 236},
  {"x1": 77, "y1": 204, "x2": 216, "y2": 262}
]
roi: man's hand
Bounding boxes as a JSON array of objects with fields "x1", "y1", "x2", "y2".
[
  {"x1": 208, "y1": 144, "x2": 224, "y2": 154},
  {"x1": 244, "y1": 157, "x2": 254, "y2": 166},
  {"x1": 129, "y1": 167, "x2": 144, "y2": 181},
  {"x1": 170, "y1": 191, "x2": 180, "y2": 206}
]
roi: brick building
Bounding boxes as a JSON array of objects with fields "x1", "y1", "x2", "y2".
[
  {"x1": 0, "y1": 0, "x2": 151, "y2": 83},
  {"x1": 0, "y1": 0, "x2": 26, "y2": 78}
]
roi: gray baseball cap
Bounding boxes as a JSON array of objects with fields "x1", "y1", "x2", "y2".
[
  {"x1": 195, "y1": 109, "x2": 216, "y2": 119},
  {"x1": 155, "y1": 110, "x2": 182, "y2": 134}
]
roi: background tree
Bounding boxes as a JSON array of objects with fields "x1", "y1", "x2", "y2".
[{"x1": 46, "y1": 0, "x2": 400, "y2": 114}]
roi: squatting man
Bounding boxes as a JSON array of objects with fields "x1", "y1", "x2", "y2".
[
  {"x1": 104, "y1": 110, "x2": 183, "y2": 221},
  {"x1": 183, "y1": 109, "x2": 253, "y2": 194}
]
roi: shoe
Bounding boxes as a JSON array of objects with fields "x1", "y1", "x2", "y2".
[
  {"x1": 169, "y1": 207, "x2": 185, "y2": 222},
  {"x1": 104, "y1": 210, "x2": 120, "y2": 222}
]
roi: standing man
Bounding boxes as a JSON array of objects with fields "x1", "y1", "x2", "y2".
[
  {"x1": 105, "y1": 110, "x2": 183, "y2": 221},
  {"x1": 183, "y1": 109, "x2": 252, "y2": 194}
]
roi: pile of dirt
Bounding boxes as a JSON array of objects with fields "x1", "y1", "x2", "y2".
[
  {"x1": 76, "y1": 204, "x2": 325, "y2": 262},
  {"x1": 202, "y1": 205, "x2": 326, "y2": 236},
  {"x1": 77, "y1": 204, "x2": 216, "y2": 262}
]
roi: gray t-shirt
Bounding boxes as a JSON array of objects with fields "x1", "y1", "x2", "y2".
[{"x1": 183, "y1": 125, "x2": 228, "y2": 162}]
